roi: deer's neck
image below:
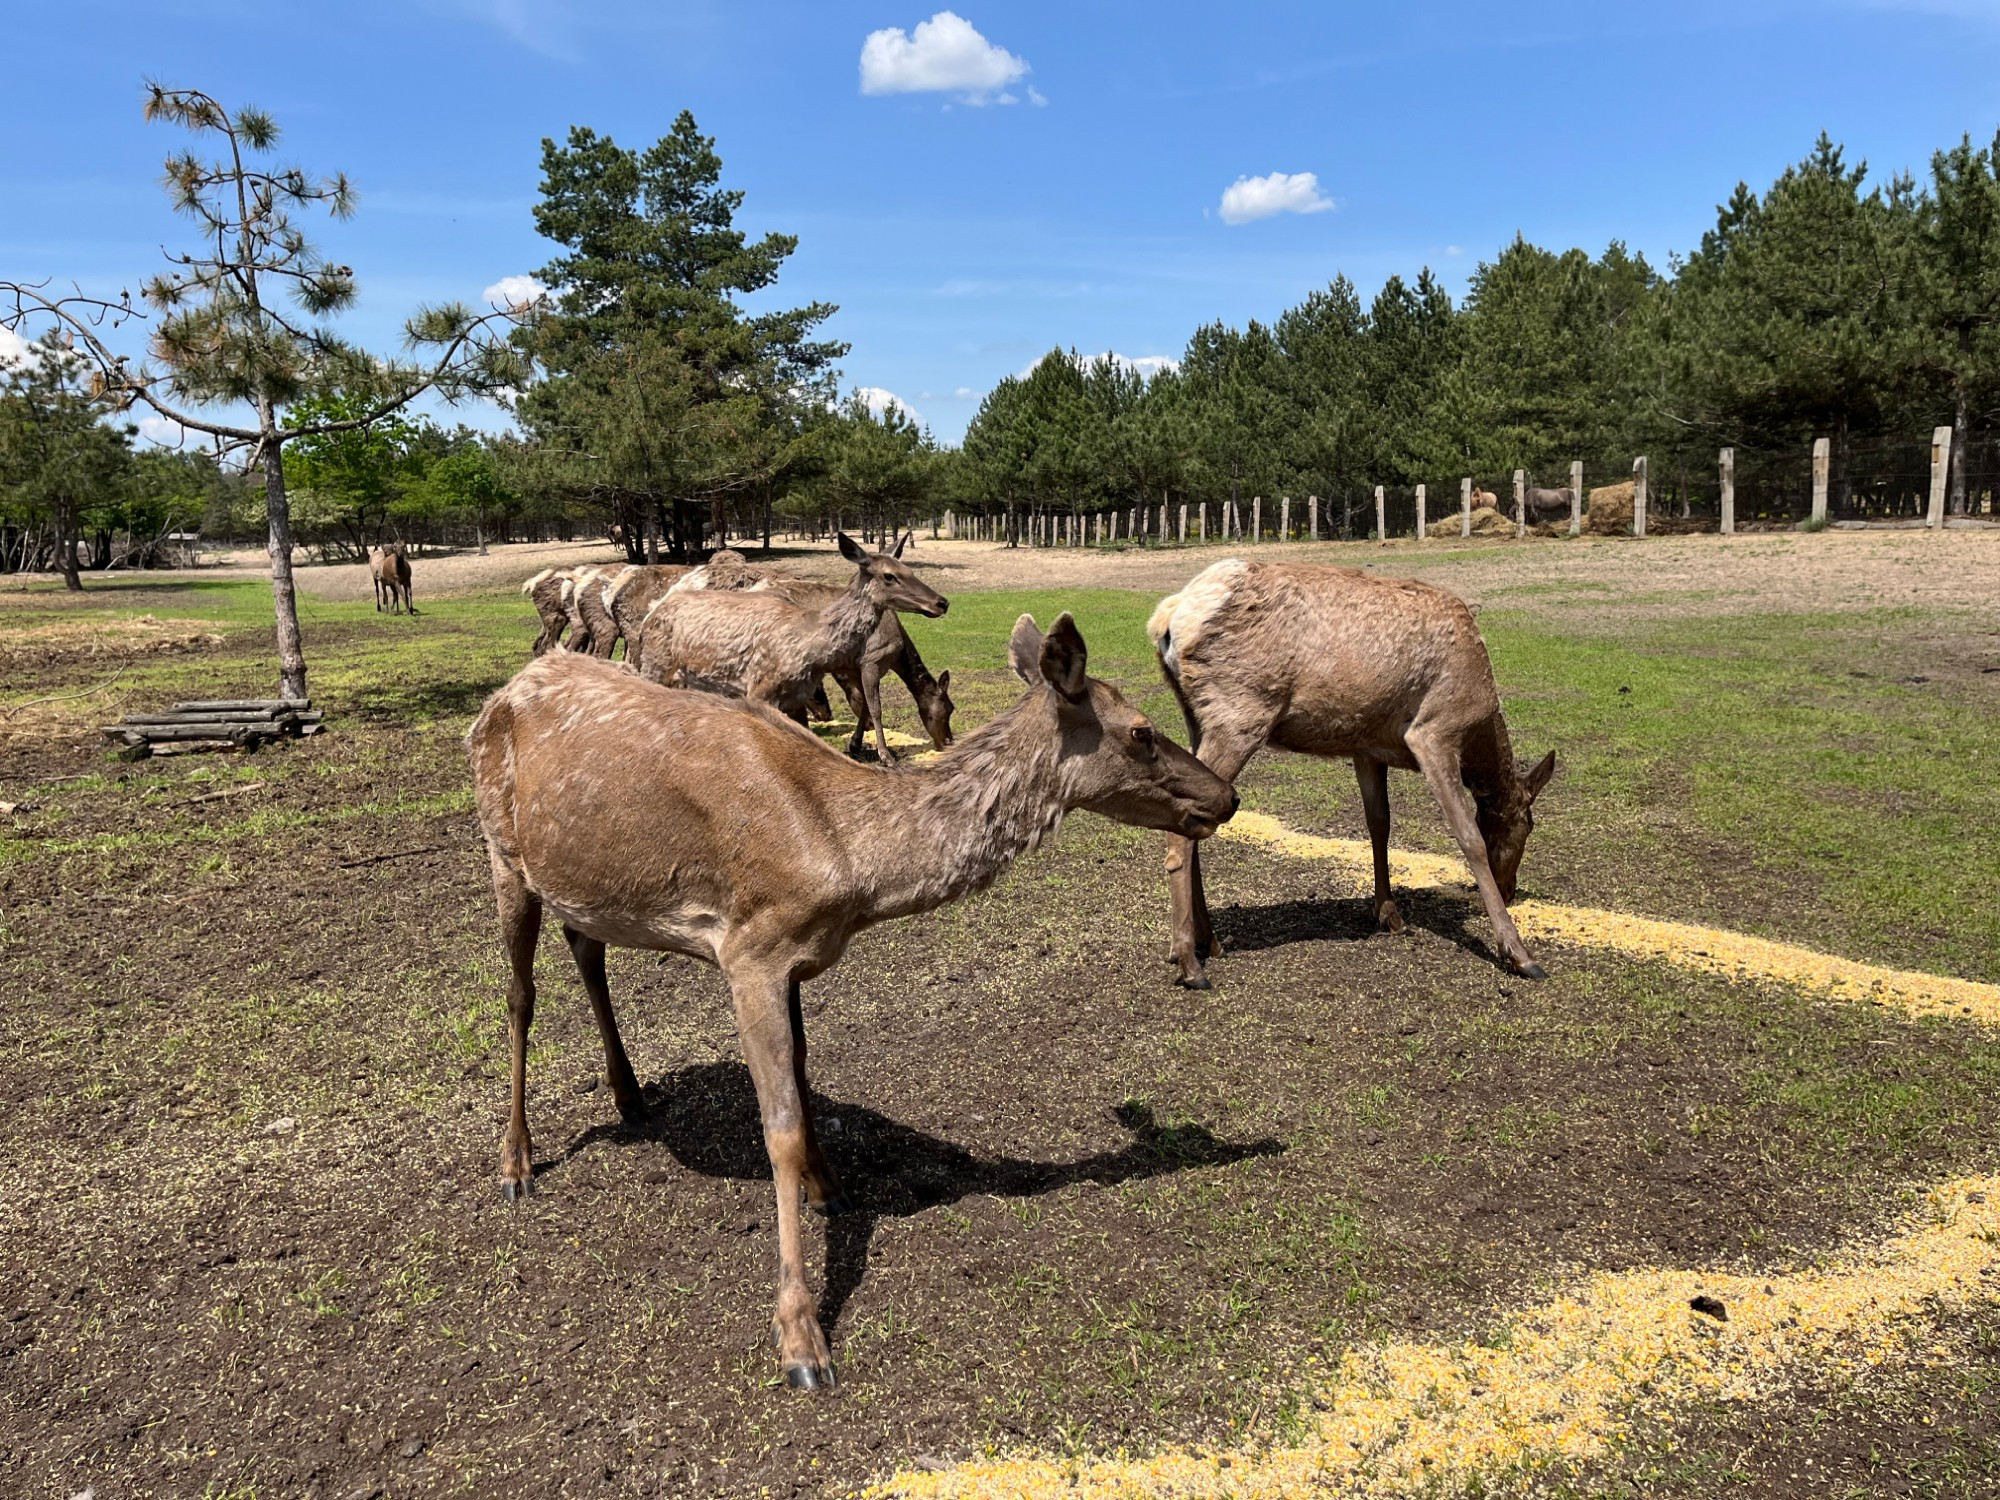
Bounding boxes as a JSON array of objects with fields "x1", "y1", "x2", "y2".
[
  {"x1": 808, "y1": 586, "x2": 882, "y2": 671},
  {"x1": 1460, "y1": 713, "x2": 1517, "y2": 808},
  {"x1": 841, "y1": 698, "x2": 1065, "y2": 919}
]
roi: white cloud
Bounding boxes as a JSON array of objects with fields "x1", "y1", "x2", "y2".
[
  {"x1": 483, "y1": 274, "x2": 547, "y2": 310},
  {"x1": 1022, "y1": 350, "x2": 1180, "y2": 381},
  {"x1": 1445, "y1": 244, "x2": 1466, "y2": 257},
  {"x1": 1218, "y1": 171, "x2": 1336, "y2": 225},
  {"x1": 860, "y1": 12, "x2": 1033, "y2": 105},
  {"x1": 856, "y1": 386, "x2": 926, "y2": 426},
  {"x1": 0, "y1": 326, "x2": 30, "y2": 366},
  {"x1": 136, "y1": 412, "x2": 192, "y2": 448},
  {"x1": 953, "y1": 386, "x2": 977, "y2": 399}
]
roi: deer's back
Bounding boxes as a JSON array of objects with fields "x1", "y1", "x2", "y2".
[
  {"x1": 644, "y1": 589, "x2": 818, "y2": 695},
  {"x1": 1160, "y1": 561, "x2": 1501, "y2": 757},
  {"x1": 470, "y1": 655, "x2": 867, "y2": 958}
]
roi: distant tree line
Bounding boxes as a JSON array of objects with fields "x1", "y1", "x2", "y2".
[{"x1": 953, "y1": 132, "x2": 2000, "y2": 534}]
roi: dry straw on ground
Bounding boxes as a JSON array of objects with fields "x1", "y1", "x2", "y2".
[
  {"x1": 872, "y1": 1176, "x2": 2000, "y2": 1499},
  {"x1": 1218, "y1": 811, "x2": 2000, "y2": 1027}
]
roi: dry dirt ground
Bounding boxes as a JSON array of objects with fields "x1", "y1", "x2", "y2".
[{"x1": 1, "y1": 530, "x2": 1997, "y2": 1499}]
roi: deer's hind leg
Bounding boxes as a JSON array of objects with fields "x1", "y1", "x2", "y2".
[
  {"x1": 1354, "y1": 755, "x2": 1404, "y2": 933},
  {"x1": 492, "y1": 858, "x2": 543, "y2": 1200},
  {"x1": 563, "y1": 926, "x2": 646, "y2": 1123},
  {"x1": 786, "y1": 980, "x2": 847, "y2": 1214}
]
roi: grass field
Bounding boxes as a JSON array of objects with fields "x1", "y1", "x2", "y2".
[{"x1": 2, "y1": 533, "x2": 1997, "y2": 1498}]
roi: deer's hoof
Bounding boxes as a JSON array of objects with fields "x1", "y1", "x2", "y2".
[
  {"x1": 1377, "y1": 902, "x2": 1405, "y2": 934},
  {"x1": 1177, "y1": 972, "x2": 1213, "y2": 992},
  {"x1": 500, "y1": 1177, "x2": 535, "y2": 1203},
  {"x1": 614, "y1": 1095, "x2": 648, "y2": 1125},
  {"x1": 1515, "y1": 960, "x2": 1547, "y2": 980},
  {"x1": 812, "y1": 1193, "x2": 854, "y2": 1218},
  {"x1": 785, "y1": 1361, "x2": 838, "y2": 1391}
]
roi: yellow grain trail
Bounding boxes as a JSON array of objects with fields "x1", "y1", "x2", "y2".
[
  {"x1": 1217, "y1": 810, "x2": 2000, "y2": 1027},
  {"x1": 870, "y1": 1176, "x2": 2000, "y2": 1499}
]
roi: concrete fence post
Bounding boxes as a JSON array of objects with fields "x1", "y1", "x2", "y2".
[
  {"x1": 1199, "y1": 503, "x2": 1208, "y2": 543},
  {"x1": 1159, "y1": 503, "x2": 1168, "y2": 539},
  {"x1": 1929, "y1": 424, "x2": 1954, "y2": 529},
  {"x1": 1416, "y1": 483, "x2": 1427, "y2": 541},
  {"x1": 1811, "y1": 437, "x2": 1830, "y2": 526},
  {"x1": 1633, "y1": 456, "x2": 1649, "y2": 538},
  {"x1": 1719, "y1": 448, "x2": 1735, "y2": 536},
  {"x1": 1175, "y1": 503, "x2": 1185, "y2": 542},
  {"x1": 1374, "y1": 485, "x2": 1387, "y2": 541},
  {"x1": 1461, "y1": 477, "x2": 1472, "y2": 538},
  {"x1": 1281, "y1": 495, "x2": 1291, "y2": 540},
  {"x1": 1309, "y1": 494, "x2": 1319, "y2": 540},
  {"x1": 1252, "y1": 496, "x2": 1262, "y2": 542},
  {"x1": 946, "y1": 510, "x2": 955, "y2": 539},
  {"x1": 1513, "y1": 468, "x2": 1527, "y2": 539},
  {"x1": 1569, "y1": 459, "x2": 1583, "y2": 537}
]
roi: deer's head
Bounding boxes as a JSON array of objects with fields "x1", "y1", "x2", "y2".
[
  {"x1": 912, "y1": 667, "x2": 955, "y2": 749},
  {"x1": 1477, "y1": 750, "x2": 1556, "y2": 903},
  {"x1": 838, "y1": 531, "x2": 948, "y2": 618},
  {"x1": 1008, "y1": 613, "x2": 1237, "y2": 839}
]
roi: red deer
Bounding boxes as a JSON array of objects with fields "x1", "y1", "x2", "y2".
[
  {"x1": 609, "y1": 552, "x2": 762, "y2": 672},
  {"x1": 371, "y1": 543, "x2": 414, "y2": 615},
  {"x1": 523, "y1": 567, "x2": 581, "y2": 654},
  {"x1": 636, "y1": 533, "x2": 946, "y2": 724},
  {"x1": 761, "y1": 578, "x2": 954, "y2": 758},
  {"x1": 1523, "y1": 487, "x2": 1576, "y2": 525},
  {"x1": 1148, "y1": 559, "x2": 1555, "y2": 985},
  {"x1": 466, "y1": 616, "x2": 1239, "y2": 1388}
]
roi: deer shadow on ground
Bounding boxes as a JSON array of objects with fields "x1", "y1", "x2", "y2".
[
  {"x1": 1210, "y1": 887, "x2": 1510, "y2": 970},
  {"x1": 551, "y1": 1059, "x2": 1283, "y2": 1335}
]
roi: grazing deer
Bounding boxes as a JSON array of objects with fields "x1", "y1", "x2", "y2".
[
  {"x1": 523, "y1": 567, "x2": 581, "y2": 654},
  {"x1": 466, "y1": 615, "x2": 1238, "y2": 1388},
  {"x1": 767, "y1": 578, "x2": 954, "y2": 758},
  {"x1": 371, "y1": 543, "x2": 414, "y2": 615},
  {"x1": 609, "y1": 552, "x2": 765, "y2": 672},
  {"x1": 1148, "y1": 559, "x2": 1555, "y2": 985},
  {"x1": 637, "y1": 533, "x2": 946, "y2": 724}
]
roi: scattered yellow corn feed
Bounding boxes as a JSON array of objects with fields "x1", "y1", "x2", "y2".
[
  {"x1": 1217, "y1": 810, "x2": 2000, "y2": 1027},
  {"x1": 871, "y1": 1175, "x2": 2000, "y2": 1499}
]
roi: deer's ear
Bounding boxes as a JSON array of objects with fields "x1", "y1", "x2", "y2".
[
  {"x1": 890, "y1": 529, "x2": 910, "y2": 558},
  {"x1": 1524, "y1": 750, "x2": 1556, "y2": 798},
  {"x1": 837, "y1": 531, "x2": 865, "y2": 563},
  {"x1": 1008, "y1": 614, "x2": 1045, "y2": 685},
  {"x1": 936, "y1": 669, "x2": 950, "y2": 692},
  {"x1": 1039, "y1": 612, "x2": 1089, "y2": 701}
]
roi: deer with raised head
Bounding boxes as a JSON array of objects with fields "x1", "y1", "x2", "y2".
[
  {"x1": 1148, "y1": 559, "x2": 1555, "y2": 985},
  {"x1": 636, "y1": 532, "x2": 946, "y2": 723},
  {"x1": 466, "y1": 614, "x2": 1238, "y2": 1389},
  {"x1": 371, "y1": 543, "x2": 414, "y2": 615},
  {"x1": 764, "y1": 577, "x2": 955, "y2": 758}
]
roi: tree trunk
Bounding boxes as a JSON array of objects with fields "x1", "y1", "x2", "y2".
[
  {"x1": 476, "y1": 507, "x2": 488, "y2": 556},
  {"x1": 762, "y1": 483, "x2": 773, "y2": 554},
  {"x1": 1952, "y1": 380, "x2": 1970, "y2": 516},
  {"x1": 257, "y1": 412, "x2": 309, "y2": 702},
  {"x1": 56, "y1": 500, "x2": 81, "y2": 592}
]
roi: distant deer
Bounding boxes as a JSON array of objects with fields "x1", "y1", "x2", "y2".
[
  {"x1": 637, "y1": 533, "x2": 946, "y2": 724},
  {"x1": 1148, "y1": 559, "x2": 1555, "y2": 985},
  {"x1": 523, "y1": 567, "x2": 580, "y2": 654},
  {"x1": 766, "y1": 578, "x2": 955, "y2": 758},
  {"x1": 466, "y1": 615, "x2": 1238, "y2": 1388},
  {"x1": 371, "y1": 543, "x2": 414, "y2": 615}
]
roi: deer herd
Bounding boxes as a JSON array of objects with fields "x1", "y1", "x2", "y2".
[{"x1": 470, "y1": 534, "x2": 1553, "y2": 1390}]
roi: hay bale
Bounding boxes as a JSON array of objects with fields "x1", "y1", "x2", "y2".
[
  {"x1": 1586, "y1": 480, "x2": 1635, "y2": 535},
  {"x1": 1431, "y1": 504, "x2": 1514, "y2": 538}
]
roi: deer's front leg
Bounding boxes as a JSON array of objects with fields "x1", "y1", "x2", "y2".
[
  {"x1": 860, "y1": 659, "x2": 896, "y2": 762},
  {"x1": 733, "y1": 965, "x2": 836, "y2": 1390},
  {"x1": 1166, "y1": 726, "x2": 1262, "y2": 989},
  {"x1": 1411, "y1": 740, "x2": 1544, "y2": 978}
]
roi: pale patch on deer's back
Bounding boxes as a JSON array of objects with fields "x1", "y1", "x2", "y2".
[
  {"x1": 1147, "y1": 558, "x2": 1247, "y2": 680},
  {"x1": 522, "y1": 567, "x2": 554, "y2": 596}
]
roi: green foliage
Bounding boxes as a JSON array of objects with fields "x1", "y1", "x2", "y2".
[
  {"x1": 512, "y1": 111, "x2": 846, "y2": 556},
  {"x1": 0, "y1": 339, "x2": 135, "y2": 584}
]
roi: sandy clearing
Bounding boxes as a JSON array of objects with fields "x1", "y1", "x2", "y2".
[{"x1": 7, "y1": 527, "x2": 1999, "y2": 624}]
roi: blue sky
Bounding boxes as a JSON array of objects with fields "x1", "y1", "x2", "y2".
[{"x1": 5, "y1": 1, "x2": 2000, "y2": 443}]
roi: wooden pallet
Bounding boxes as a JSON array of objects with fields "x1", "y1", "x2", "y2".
[{"x1": 101, "y1": 699, "x2": 325, "y2": 759}]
